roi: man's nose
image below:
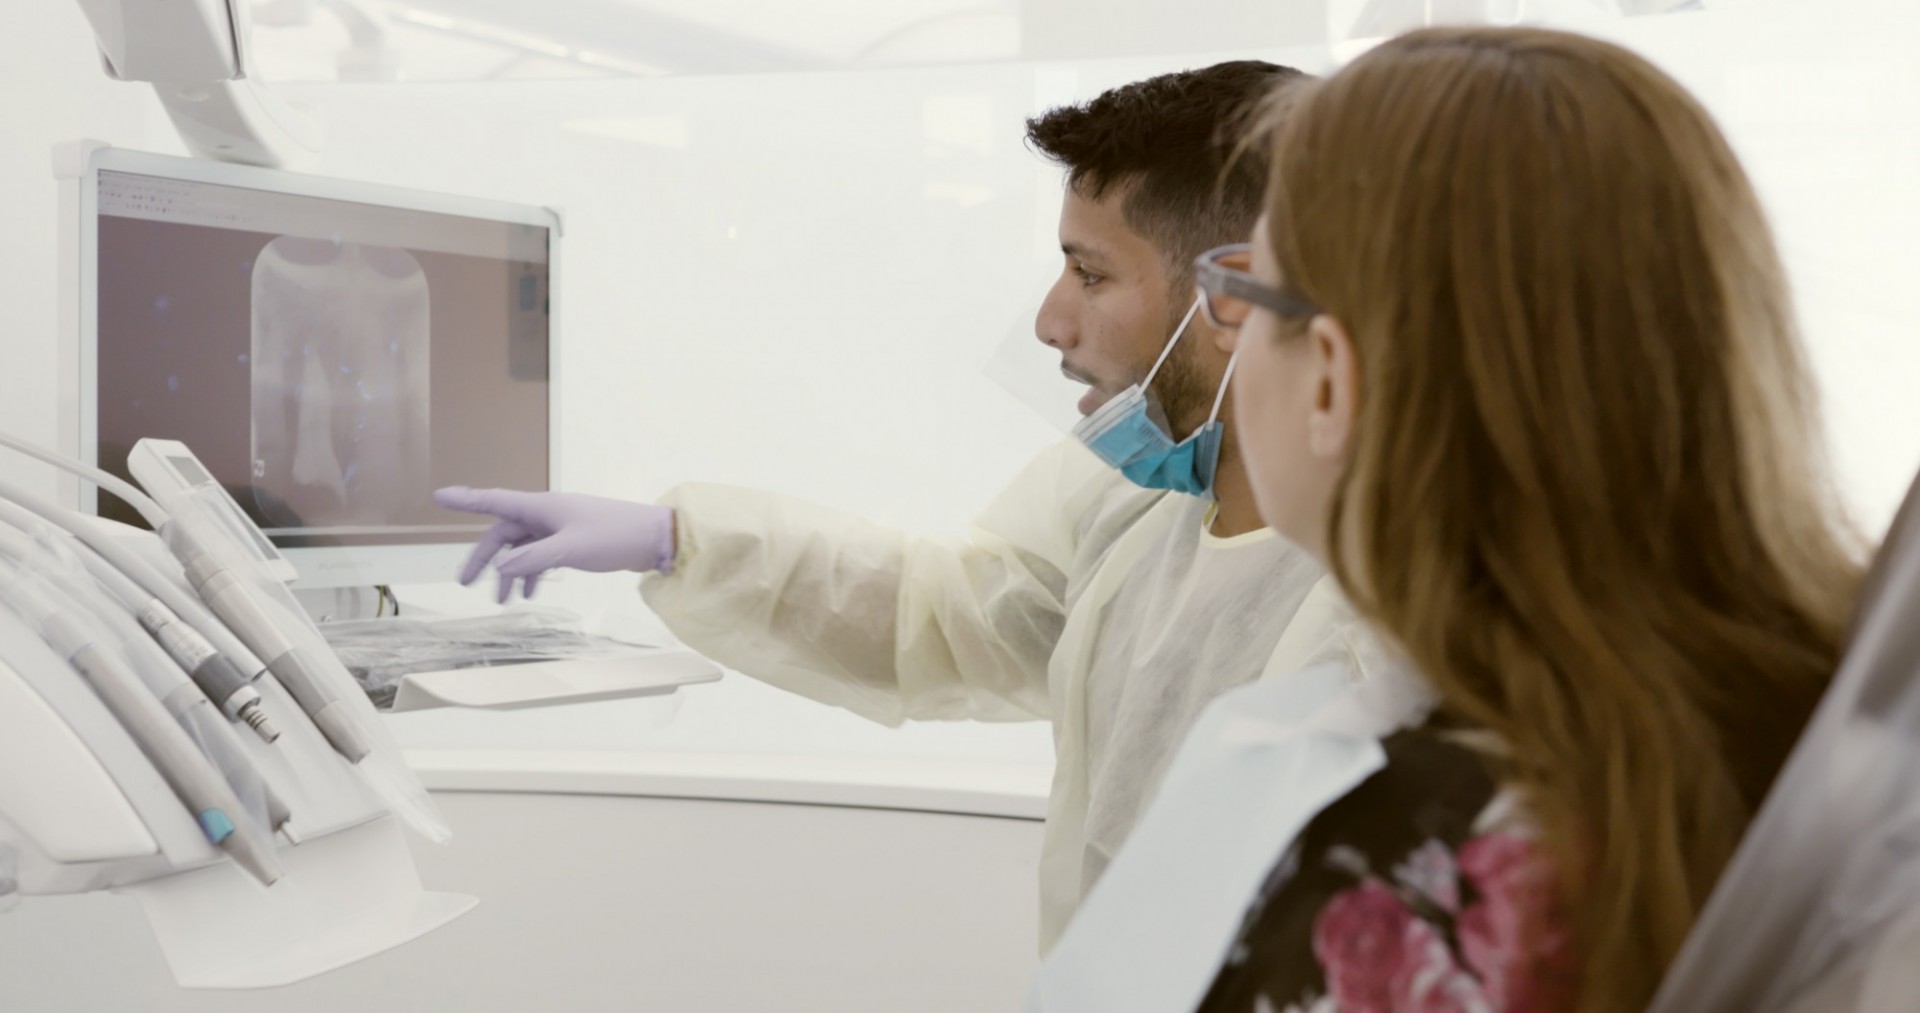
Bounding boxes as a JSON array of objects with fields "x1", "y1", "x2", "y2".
[{"x1": 1035, "y1": 273, "x2": 1077, "y2": 351}]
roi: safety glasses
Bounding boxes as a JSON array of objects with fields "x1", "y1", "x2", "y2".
[{"x1": 1192, "y1": 243, "x2": 1318, "y2": 328}]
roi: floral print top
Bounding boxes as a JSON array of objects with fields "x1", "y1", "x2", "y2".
[{"x1": 1194, "y1": 728, "x2": 1578, "y2": 1013}]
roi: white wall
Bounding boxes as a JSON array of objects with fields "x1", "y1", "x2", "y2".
[
  {"x1": 6, "y1": 2, "x2": 1919, "y2": 766},
  {"x1": 1, "y1": 5, "x2": 182, "y2": 500},
  {"x1": 1594, "y1": 1, "x2": 1920, "y2": 534}
]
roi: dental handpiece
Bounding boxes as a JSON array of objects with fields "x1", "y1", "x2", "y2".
[
  {"x1": 0, "y1": 572, "x2": 281, "y2": 886},
  {"x1": 171, "y1": 529, "x2": 371, "y2": 764},
  {"x1": 0, "y1": 535, "x2": 295, "y2": 834},
  {"x1": 134, "y1": 600, "x2": 278, "y2": 743},
  {"x1": 0, "y1": 497, "x2": 279, "y2": 744},
  {"x1": 0, "y1": 475, "x2": 367, "y2": 766}
]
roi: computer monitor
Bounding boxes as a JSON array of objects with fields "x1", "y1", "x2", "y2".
[{"x1": 67, "y1": 147, "x2": 558, "y2": 589}]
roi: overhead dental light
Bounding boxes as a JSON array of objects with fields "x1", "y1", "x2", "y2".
[{"x1": 69, "y1": 0, "x2": 321, "y2": 166}]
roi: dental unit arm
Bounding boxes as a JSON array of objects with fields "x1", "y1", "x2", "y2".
[
  {"x1": 0, "y1": 436, "x2": 472, "y2": 988},
  {"x1": 68, "y1": 0, "x2": 319, "y2": 167}
]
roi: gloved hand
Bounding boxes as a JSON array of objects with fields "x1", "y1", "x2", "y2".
[{"x1": 433, "y1": 487, "x2": 677, "y2": 603}]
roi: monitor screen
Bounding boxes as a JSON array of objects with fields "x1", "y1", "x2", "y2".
[{"x1": 90, "y1": 165, "x2": 552, "y2": 554}]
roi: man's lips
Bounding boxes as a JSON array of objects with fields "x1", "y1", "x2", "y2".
[{"x1": 1064, "y1": 365, "x2": 1112, "y2": 416}]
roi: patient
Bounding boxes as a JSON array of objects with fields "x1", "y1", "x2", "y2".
[{"x1": 1029, "y1": 24, "x2": 1867, "y2": 1013}]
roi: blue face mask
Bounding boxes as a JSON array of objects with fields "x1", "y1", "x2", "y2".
[{"x1": 1072, "y1": 299, "x2": 1238, "y2": 497}]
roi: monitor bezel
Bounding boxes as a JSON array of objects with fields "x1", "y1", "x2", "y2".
[{"x1": 74, "y1": 147, "x2": 562, "y2": 590}]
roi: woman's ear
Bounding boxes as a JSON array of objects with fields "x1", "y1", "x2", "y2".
[{"x1": 1307, "y1": 314, "x2": 1360, "y2": 459}]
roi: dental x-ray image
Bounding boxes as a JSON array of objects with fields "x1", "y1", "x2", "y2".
[{"x1": 249, "y1": 238, "x2": 433, "y2": 529}]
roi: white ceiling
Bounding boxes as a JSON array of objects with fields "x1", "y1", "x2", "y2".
[{"x1": 245, "y1": 0, "x2": 1724, "y2": 83}]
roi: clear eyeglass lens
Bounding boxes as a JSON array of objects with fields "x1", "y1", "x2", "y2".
[
  {"x1": 1206, "y1": 290, "x2": 1252, "y2": 327},
  {"x1": 1198, "y1": 247, "x2": 1263, "y2": 328}
]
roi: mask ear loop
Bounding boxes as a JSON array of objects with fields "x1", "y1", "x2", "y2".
[
  {"x1": 1205, "y1": 348, "x2": 1240, "y2": 426},
  {"x1": 1142, "y1": 297, "x2": 1205, "y2": 388}
]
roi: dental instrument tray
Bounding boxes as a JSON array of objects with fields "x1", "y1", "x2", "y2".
[{"x1": 321, "y1": 607, "x2": 721, "y2": 711}]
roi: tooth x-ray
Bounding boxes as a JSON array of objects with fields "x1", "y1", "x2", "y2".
[{"x1": 249, "y1": 238, "x2": 433, "y2": 529}]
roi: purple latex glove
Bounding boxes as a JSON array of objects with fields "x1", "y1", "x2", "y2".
[{"x1": 433, "y1": 487, "x2": 676, "y2": 603}]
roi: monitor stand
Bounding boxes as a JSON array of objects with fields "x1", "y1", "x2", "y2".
[{"x1": 294, "y1": 586, "x2": 384, "y2": 624}]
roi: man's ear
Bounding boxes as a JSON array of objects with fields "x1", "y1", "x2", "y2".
[
  {"x1": 1307, "y1": 314, "x2": 1360, "y2": 459},
  {"x1": 1207, "y1": 313, "x2": 1237, "y2": 356}
]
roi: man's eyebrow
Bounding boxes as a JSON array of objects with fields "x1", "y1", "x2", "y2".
[{"x1": 1062, "y1": 241, "x2": 1108, "y2": 263}]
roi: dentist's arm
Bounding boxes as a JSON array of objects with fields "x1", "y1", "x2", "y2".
[
  {"x1": 435, "y1": 441, "x2": 1140, "y2": 727},
  {"x1": 634, "y1": 440, "x2": 1145, "y2": 726}
]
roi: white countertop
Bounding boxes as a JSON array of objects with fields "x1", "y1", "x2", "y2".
[
  {"x1": 388, "y1": 581, "x2": 1058, "y2": 820},
  {"x1": 405, "y1": 748, "x2": 1052, "y2": 820}
]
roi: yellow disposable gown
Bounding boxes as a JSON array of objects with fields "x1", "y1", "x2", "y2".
[{"x1": 641, "y1": 439, "x2": 1373, "y2": 950}]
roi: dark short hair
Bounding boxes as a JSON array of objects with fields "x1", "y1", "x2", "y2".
[{"x1": 1025, "y1": 61, "x2": 1307, "y2": 290}]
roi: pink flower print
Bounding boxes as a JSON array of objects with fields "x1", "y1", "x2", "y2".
[
  {"x1": 1395, "y1": 839, "x2": 1463, "y2": 915},
  {"x1": 1456, "y1": 835, "x2": 1578, "y2": 1012},
  {"x1": 1314, "y1": 877, "x2": 1496, "y2": 1013},
  {"x1": 1391, "y1": 918, "x2": 1494, "y2": 1013},
  {"x1": 1313, "y1": 880, "x2": 1416, "y2": 1013}
]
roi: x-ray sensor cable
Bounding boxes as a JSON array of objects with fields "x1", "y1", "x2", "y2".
[{"x1": 0, "y1": 433, "x2": 169, "y2": 528}]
